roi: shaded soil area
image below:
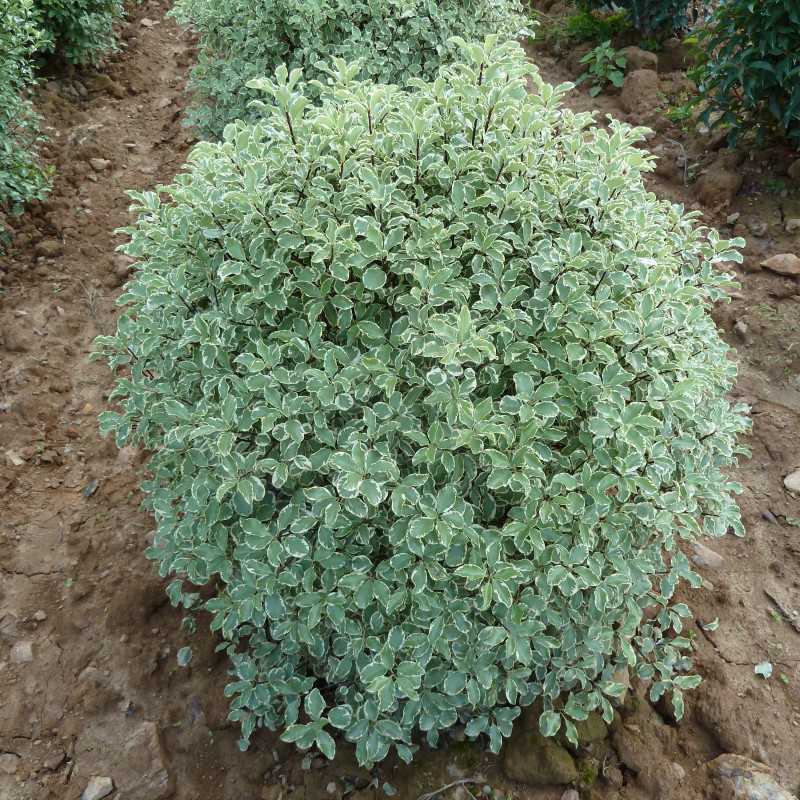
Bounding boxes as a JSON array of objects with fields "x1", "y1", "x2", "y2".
[{"x1": 1, "y1": 3, "x2": 800, "y2": 799}]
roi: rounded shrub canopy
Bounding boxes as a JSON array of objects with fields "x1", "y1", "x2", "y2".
[
  {"x1": 97, "y1": 38, "x2": 748, "y2": 766},
  {"x1": 169, "y1": 0, "x2": 532, "y2": 138}
]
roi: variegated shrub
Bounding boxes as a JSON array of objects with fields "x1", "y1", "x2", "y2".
[{"x1": 95, "y1": 38, "x2": 748, "y2": 767}]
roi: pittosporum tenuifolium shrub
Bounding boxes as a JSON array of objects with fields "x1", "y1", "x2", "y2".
[
  {"x1": 695, "y1": 0, "x2": 800, "y2": 146},
  {"x1": 35, "y1": 0, "x2": 125, "y2": 65},
  {"x1": 1, "y1": 0, "x2": 50, "y2": 213},
  {"x1": 95, "y1": 37, "x2": 749, "y2": 766},
  {"x1": 169, "y1": 0, "x2": 532, "y2": 138}
]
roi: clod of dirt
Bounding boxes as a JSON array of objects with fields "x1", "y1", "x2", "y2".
[
  {"x1": 620, "y1": 69, "x2": 661, "y2": 116},
  {"x1": 707, "y1": 754, "x2": 799, "y2": 800},
  {"x1": 89, "y1": 158, "x2": 111, "y2": 172},
  {"x1": 502, "y1": 728, "x2": 578, "y2": 785},
  {"x1": 784, "y1": 219, "x2": 800, "y2": 234},
  {"x1": 82, "y1": 776, "x2": 114, "y2": 800},
  {"x1": 620, "y1": 46, "x2": 658, "y2": 72},
  {"x1": 0, "y1": 754, "x2": 20, "y2": 775},
  {"x1": 784, "y1": 468, "x2": 800, "y2": 494},
  {"x1": 695, "y1": 154, "x2": 745, "y2": 209},
  {"x1": 33, "y1": 238, "x2": 64, "y2": 258},
  {"x1": 761, "y1": 254, "x2": 800, "y2": 277},
  {"x1": 658, "y1": 37, "x2": 695, "y2": 73}
]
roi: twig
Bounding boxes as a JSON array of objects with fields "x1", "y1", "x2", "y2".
[
  {"x1": 765, "y1": 589, "x2": 800, "y2": 634},
  {"x1": 417, "y1": 779, "x2": 482, "y2": 800}
]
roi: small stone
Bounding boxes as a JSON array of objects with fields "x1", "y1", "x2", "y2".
[
  {"x1": 89, "y1": 158, "x2": 111, "y2": 172},
  {"x1": 761, "y1": 510, "x2": 778, "y2": 524},
  {"x1": 34, "y1": 238, "x2": 64, "y2": 258},
  {"x1": 561, "y1": 791, "x2": 580, "y2": 800},
  {"x1": 691, "y1": 542, "x2": 724, "y2": 570},
  {"x1": 733, "y1": 320, "x2": 749, "y2": 341},
  {"x1": 140, "y1": 17, "x2": 158, "y2": 27},
  {"x1": 0, "y1": 754, "x2": 20, "y2": 775},
  {"x1": 748, "y1": 221, "x2": 768, "y2": 237},
  {"x1": 619, "y1": 46, "x2": 658, "y2": 71},
  {"x1": 785, "y1": 218, "x2": 800, "y2": 234},
  {"x1": 326, "y1": 782, "x2": 338, "y2": 795},
  {"x1": 726, "y1": 212, "x2": 740, "y2": 225},
  {"x1": 33, "y1": 610, "x2": 47, "y2": 622},
  {"x1": 761, "y1": 254, "x2": 800, "y2": 277},
  {"x1": 10, "y1": 640, "x2": 34, "y2": 663},
  {"x1": 708, "y1": 754, "x2": 797, "y2": 800},
  {"x1": 784, "y1": 468, "x2": 800, "y2": 494},
  {"x1": 82, "y1": 776, "x2": 114, "y2": 800},
  {"x1": 5, "y1": 450, "x2": 25, "y2": 466}
]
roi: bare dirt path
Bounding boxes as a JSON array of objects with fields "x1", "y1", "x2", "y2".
[{"x1": 1, "y1": 7, "x2": 800, "y2": 800}]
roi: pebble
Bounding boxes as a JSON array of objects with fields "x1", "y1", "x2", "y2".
[
  {"x1": 140, "y1": 17, "x2": 158, "y2": 27},
  {"x1": 561, "y1": 791, "x2": 580, "y2": 800},
  {"x1": 0, "y1": 754, "x2": 20, "y2": 774},
  {"x1": 33, "y1": 610, "x2": 47, "y2": 622},
  {"x1": 89, "y1": 158, "x2": 111, "y2": 172},
  {"x1": 761, "y1": 253, "x2": 800, "y2": 277},
  {"x1": 34, "y1": 239, "x2": 64, "y2": 258},
  {"x1": 82, "y1": 776, "x2": 114, "y2": 800},
  {"x1": 733, "y1": 320, "x2": 749, "y2": 342},
  {"x1": 326, "y1": 782, "x2": 338, "y2": 795},
  {"x1": 10, "y1": 640, "x2": 34, "y2": 664},
  {"x1": 784, "y1": 468, "x2": 800, "y2": 494},
  {"x1": 748, "y1": 221, "x2": 768, "y2": 237},
  {"x1": 761, "y1": 510, "x2": 778, "y2": 524},
  {"x1": 785, "y1": 218, "x2": 800, "y2": 234},
  {"x1": 691, "y1": 542, "x2": 724, "y2": 570},
  {"x1": 726, "y1": 212, "x2": 740, "y2": 225}
]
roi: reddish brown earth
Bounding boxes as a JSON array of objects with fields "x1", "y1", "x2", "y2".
[{"x1": 1, "y1": 3, "x2": 799, "y2": 799}]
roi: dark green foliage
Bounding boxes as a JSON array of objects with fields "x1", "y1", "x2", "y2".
[
  {"x1": 35, "y1": 0, "x2": 125, "y2": 65},
  {"x1": 695, "y1": 0, "x2": 800, "y2": 146},
  {"x1": 563, "y1": 9, "x2": 630, "y2": 43},
  {"x1": 170, "y1": 0, "x2": 531, "y2": 139},
  {"x1": 578, "y1": 0, "x2": 691, "y2": 35},
  {"x1": 0, "y1": 0, "x2": 50, "y2": 213}
]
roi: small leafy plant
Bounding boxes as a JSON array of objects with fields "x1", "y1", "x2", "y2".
[
  {"x1": 694, "y1": 0, "x2": 800, "y2": 146},
  {"x1": 35, "y1": 0, "x2": 126, "y2": 65},
  {"x1": 96, "y1": 37, "x2": 748, "y2": 768},
  {"x1": 0, "y1": 0, "x2": 50, "y2": 213},
  {"x1": 577, "y1": 41, "x2": 627, "y2": 97},
  {"x1": 169, "y1": 0, "x2": 532, "y2": 139}
]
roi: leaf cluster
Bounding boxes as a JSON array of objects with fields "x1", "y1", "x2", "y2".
[
  {"x1": 0, "y1": 0, "x2": 50, "y2": 214},
  {"x1": 34, "y1": 0, "x2": 126, "y2": 65},
  {"x1": 576, "y1": 41, "x2": 627, "y2": 97},
  {"x1": 577, "y1": 0, "x2": 692, "y2": 36},
  {"x1": 95, "y1": 37, "x2": 748, "y2": 768},
  {"x1": 694, "y1": 0, "x2": 800, "y2": 146},
  {"x1": 169, "y1": 0, "x2": 532, "y2": 139}
]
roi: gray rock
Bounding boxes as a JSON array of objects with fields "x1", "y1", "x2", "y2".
[
  {"x1": 733, "y1": 320, "x2": 749, "y2": 342},
  {"x1": 784, "y1": 468, "x2": 800, "y2": 494},
  {"x1": 116, "y1": 721, "x2": 173, "y2": 800},
  {"x1": 708, "y1": 754, "x2": 799, "y2": 800},
  {"x1": 82, "y1": 776, "x2": 114, "y2": 800},
  {"x1": 89, "y1": 158, "x2": 111, "y2": 172},
  {"x1": 748, "y1": 221, "x2": 769, "y2": 237},
  {"x1": 785, "y1": 218, "x2": 800, "y2": 234},
  {"x1": 502, "y1": 728, "x2": 578, "y2": 785},
  {"x1": 692, "y1": 542, "x2": 724, "y2": 570},
  {"x1": 10, "y1": 640, "x2": 33, "y2": 663},
  {"x1": 762, "y1": 254, "x2": 800, "y2": 277}
]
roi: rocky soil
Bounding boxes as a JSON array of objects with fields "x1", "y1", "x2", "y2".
[{"x1": 1, "y1": 2, "x2": 800, "y2": 799}]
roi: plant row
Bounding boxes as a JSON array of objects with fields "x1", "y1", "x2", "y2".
[{"x1": 1, "y1": 0, "x2": 127, "y2": 214}]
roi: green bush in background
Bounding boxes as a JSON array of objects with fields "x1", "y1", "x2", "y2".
[
  {"x1": 577, "y1": 0, "x2": 691, "y2": 35},
  {"x1": 95, "y1": 37, "x2": 748, "y2": 767},
  {"x1": 35, "y1": 0, "x2": 126, "y2": 65},
  {"x1": 695, "y1": 0, "x2": 800, "y2": 146},
  {"x1": 0, "y1": 0, "x2": 50, "y2": 213},
  {"x1": 170, "y1": 0, "x2": 532, "y2": 139}
]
